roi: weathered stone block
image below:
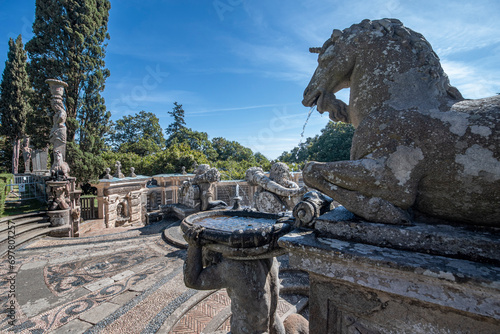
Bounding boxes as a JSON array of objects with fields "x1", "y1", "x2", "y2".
[{"x1": 279, "y1": 229, "x2": 500, "y2": 333}]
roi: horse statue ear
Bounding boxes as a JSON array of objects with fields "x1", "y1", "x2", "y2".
[{"x1": 331, "y1": 29, "x2": 342, "y2": 41}]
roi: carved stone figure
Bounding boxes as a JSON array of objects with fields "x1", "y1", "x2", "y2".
[
  {"x1": 46, "y1": 79, "x2": 68, "y2": 161},
  {"x1": 179, "y1": 164, "x2": 227, "y2": 211},
  {"x1": 130, "y1": 167, "x2": 136, "y2": 178},
  {"x1": 114, "y1": 161, "x2": 124, "y2": 178},
  {"x1": 117, "y1": 200, "x2": 129, "y2": 219},
  {"x1": 22, "y1": 136, "x2": 31, "y2": 173},
  {"x1": 302, "y1": 18, "x2": 500, "y2": 226},
  {"x1": 50, "y1": 150, "x2": 70, "y2": 180},
  {"x1": 48, "y1": 182, "x2": 71, "y2": 211},
  {"x1": 183, "y1": 225, "x2": 286, "y2": 334},
  {"x1": 103, "y1": 167, "x2": 113, "y2": 179},
  {"x1": 71, "y1": 207, "x2": 81, "y2": 222},
  {"x1": 246, "y1": 163, "x2": 308, "y2": 213}
]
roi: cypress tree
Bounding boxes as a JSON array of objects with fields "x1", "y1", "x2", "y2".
[
  {"x1": 165, "y1": 102, "x2": 187, "y2": 147},
  {"x1": 0, "y1": 35, "x2": 32, "y2": 174},
  {"x1": 25, "y1": 0, "x2": 111, "y2": 182}
]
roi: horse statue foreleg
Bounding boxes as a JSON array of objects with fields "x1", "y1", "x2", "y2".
[{"x1": 303, "y1": 160, "x2": 414, "y2": 225}]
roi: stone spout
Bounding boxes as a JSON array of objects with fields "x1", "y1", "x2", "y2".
[{"x1": 246, "y1": 167, "x2": 307, "y2": 197}]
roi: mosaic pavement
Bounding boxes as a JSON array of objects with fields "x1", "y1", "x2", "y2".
[{"x1": 0, "y1": 220, "x2": 309, "y2": 333}]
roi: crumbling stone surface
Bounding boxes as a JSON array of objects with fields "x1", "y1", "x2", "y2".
[
  {"x1": 246, "y1": 163, "x2": 307, "y2": 213},
  {"x1": 302, "y1": 18, "x2": 500, "y2": 226}
]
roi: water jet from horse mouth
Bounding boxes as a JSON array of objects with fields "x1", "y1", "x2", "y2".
[{"x1": 295, "y1": 106, "x2": 316, "y2": 160}]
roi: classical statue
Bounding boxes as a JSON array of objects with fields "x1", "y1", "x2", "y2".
[
  {"x1": 114, "y1": 161, "x2": 124, "y2": 178},
  {"x1": 22, "y1": 136, "x2": 31, "y2": 173},
  {"x1": 49, "y1": 97, "x2": 67, "y2": 144},
  {"x1": 302, "y1": 18, "x2": 500, "y2": 226},
  {"x1": 180, "y1": 164, "x2": 227, "y2": 211},
  {"x1": 50, "y1": 150, "x2": 70, "y2": 180},
  {"x1": 183, "y1": 225, "x2": 286, "y2": 334},
  {"x1": 103, "y1": 167, "x2": 113, "y2": 179},
  {"x1": 246, "y1": 162, "x2": 308, "y2": 213},
  {"x1": 48, "y1": 182, "x2": 70, "y2": 211}
]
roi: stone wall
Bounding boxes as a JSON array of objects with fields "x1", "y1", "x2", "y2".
[{"x1": 95, "y1": 176, "x2": 150, "y2": 228}]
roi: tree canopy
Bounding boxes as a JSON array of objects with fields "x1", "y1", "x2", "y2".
[
  {"x1": 108, "y1": 110, "x2": 165, "y2": 155},
  {"x1": 25, "y1": 0, "x2": 111, "y2": 183},
  {"x1": 165, "y1": 101, "x2": 187, "y2": 146},
  {"x1": 0, "y1": 35, "x2": 32, "y2": 174},
  {"x1": 279, "y1": 121, "x2": 354, "y2": 164}
]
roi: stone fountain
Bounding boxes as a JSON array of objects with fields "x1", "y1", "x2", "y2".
[
  {"x1": 182, "y1": 210, "x2": 293, "y2": 334},
  {"x1": 162, "y1": 164, "x2": 228, "y2": 220},
  {"x1": 280, "y1": 18, "x2": 500, "y2": 333}
]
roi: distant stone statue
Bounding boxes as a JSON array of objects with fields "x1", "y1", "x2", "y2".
[
  {"x1": 103, "y1": 167, "x2": 113, "y2": 179},
  {"x1": 302, "y1": 19, "x2": 500, "y2": 226},
  {"x1": 191, "y1": 164, "x2": 227, "y2": 211},
  {"x1": 22, "y1": 136, "x2": 31, "y2": 173},
  {"x1": 246, "y1": 163, "x2": 308, "y2": 213},
  {"x1": 114, "y1": 161, "x2": 124, "y2": 178},
  {"x1": 179, "y1": 164, "x2": 227, "y2": 211},
  {"x1": 130, "y1": 167, "x2": 136, "y2": 178},
  {"x1": 50, "y1": 150, "x2": 70, "y2": 180}
]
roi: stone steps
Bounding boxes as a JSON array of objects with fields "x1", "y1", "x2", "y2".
[
  {"x1": 0, "y1": 211, "x2": 54, "y2": 258},
  {"x1": 0, "y1": 215, "x2": 48, "y2": 234}
]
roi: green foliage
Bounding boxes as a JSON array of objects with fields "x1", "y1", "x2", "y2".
[
  {"x1": 168, "y1": 128, "x2": 217, "y2": 160},
  {"x1": 143, "y1": 142, "x2": 209, "y2": 176},
  {"x1": 101, "y1": 150, "x2": 142, "y2": 177},
  {"x1": 101, "y1": 142, "x2": 209, "y2": 177},
  {"x1": 0, "y1": 135, "x2": 12, "y2": 173},
  {"x1": 109, "y1": 110, "x2": 165, "y2": 155},
  {"x1": 279, "y1": 121, "x2": 355, "y2": 164},
  {"x1": 0, "y1": 35, "x2": 32, "y2": 173},
  {"x1": 0, "y1": 173, "x2": 13, "y2": 216},
  {"x1": 165, "y1": 102, "x2": 187, "y2": 146},
  {"x1": 211, "y1": 137, "x2": 254, "y2": 162},
  {"x1": 66, "y1": 141, "x2": 106, "y2": 185},
  {"x1": 25, "y1": 0, "x2": 111, "y2": 181}
]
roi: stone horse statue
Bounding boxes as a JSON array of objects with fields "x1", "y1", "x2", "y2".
[{"x1": 302, "y1": 18, "x2": 500, "y2": 227}]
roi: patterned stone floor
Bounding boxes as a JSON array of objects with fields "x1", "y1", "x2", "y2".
[{"x1": 0, "y1": 219, "x2": 309, "y2": 333}]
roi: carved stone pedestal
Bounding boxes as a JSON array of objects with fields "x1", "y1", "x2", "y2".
[
  {"x1": 279, "y1": 207, "x2": 500, "y2": 334},
  {"x1": 47, "y1": 208, "x2": 71, "y2": 227},
  {"x1": 46, "y1": 208, "x2": 72, "y2": 237}
]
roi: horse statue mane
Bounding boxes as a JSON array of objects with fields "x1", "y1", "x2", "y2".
[
  {"x1": 302, "y1": 18, "x2": 500, "y2": 227},
  {"x1": 322, "y1": 19, "x2": 461, "y2": 101}
]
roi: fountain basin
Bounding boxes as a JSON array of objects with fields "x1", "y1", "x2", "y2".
[{"x1": 181, "y1": 210, "x2": 292, "y2": 258}]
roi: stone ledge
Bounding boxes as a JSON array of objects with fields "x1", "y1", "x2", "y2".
[
  {"x1": 279, "y1": 229, "x2": 500, "y2": 320},
  {"x1": 315, "y1": 207, "x2": 500, "y2": 265}
]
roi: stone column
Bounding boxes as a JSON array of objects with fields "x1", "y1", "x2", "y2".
[{"x1": 45, "y1": 79, "x2": 68, "y2": 163}]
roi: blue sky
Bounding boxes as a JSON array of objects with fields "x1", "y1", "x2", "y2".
[{"x1": 1, "y1": 0, "x2": 500, "y2": 159}]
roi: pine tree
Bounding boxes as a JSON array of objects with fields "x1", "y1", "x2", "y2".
[
  {"x1": 25, "y1": 0, "x2": 111, "y2": 182},
  {"x1": 165, "y1": 102, "x2": 187, "y2": 147},
  {"x1": 0, "y1": 35, "x2": 32, "y2": 174}
]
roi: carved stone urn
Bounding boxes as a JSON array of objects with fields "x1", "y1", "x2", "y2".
[{"x1": 45, "y1": 79, "x2": 68, "y2": 97}]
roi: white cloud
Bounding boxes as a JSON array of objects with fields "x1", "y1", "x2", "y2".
[{"x1": 442, "y1": 60, "x2": 500, "y2": 99}]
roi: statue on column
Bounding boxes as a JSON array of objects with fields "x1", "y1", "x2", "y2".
[{"x1": 46, "y1": 79, "x2": 68, "y2": 162}]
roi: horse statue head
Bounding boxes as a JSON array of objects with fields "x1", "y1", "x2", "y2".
[
  {"x1": 301, "y1": 19, "x2": 500, "y2": 227},
  {"x1": 303, "y1": 18, "x2": 463, "y2": 127}
]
